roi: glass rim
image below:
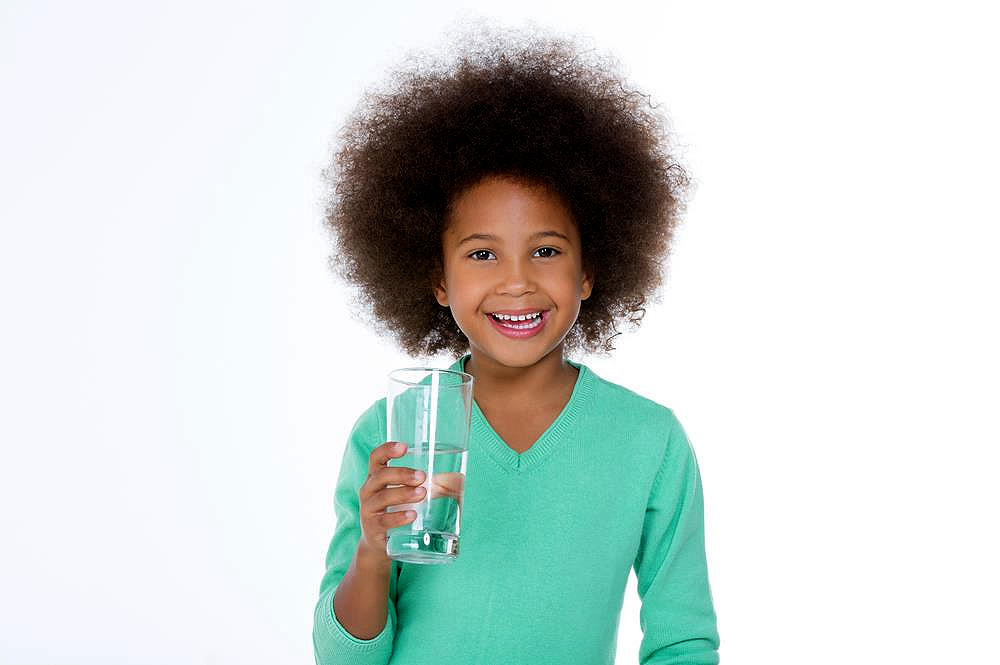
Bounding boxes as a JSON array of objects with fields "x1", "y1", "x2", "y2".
[{"x1": 387, "y1": 367, "x2": 474, "y2": 387}]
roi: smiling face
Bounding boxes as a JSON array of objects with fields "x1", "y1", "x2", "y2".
[{"x1": 433, "y1": 176, "x2": 594, "y2": 370}]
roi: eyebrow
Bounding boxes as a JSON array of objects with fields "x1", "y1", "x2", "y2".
[{"x1": 456, "y1": 230, "x2": 571, "y2": 246}]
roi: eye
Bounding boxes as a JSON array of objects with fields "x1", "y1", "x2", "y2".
[{"x1": 467, "y1": 247, "x2": 560, "y2": 261}]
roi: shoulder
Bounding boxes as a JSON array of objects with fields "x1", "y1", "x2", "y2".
[
  {"x1": 578, "y1": 365, "x2": 699, "y2": 492},
  {"x1": 582, "y1": 364, "x2": 679, "y2": 430},
  {"x1": 344, "y1": 397, "x2": 388, "y2": 450},
  {"x1": 580, "y1": 364, "x2": 696, "y2": 462}
]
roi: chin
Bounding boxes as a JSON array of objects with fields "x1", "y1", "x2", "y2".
[
  {"x1": 458, "y1": 313, "x2": 572, "y2": 368},
  {"x1": 474, "y1": 340, "x2": 567, "y2": 369}
]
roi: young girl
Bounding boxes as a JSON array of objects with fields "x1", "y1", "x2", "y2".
[{"x1": 313, "y1": 28, "x2": 721, "y2": 665}]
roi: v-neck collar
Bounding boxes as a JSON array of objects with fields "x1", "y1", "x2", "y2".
[{"x1": 447, "y1": 353, "x2": 597, "y2": 473}]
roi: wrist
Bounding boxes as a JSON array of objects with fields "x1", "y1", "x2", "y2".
[{"x1": 356, "y1": 541, "x2": 392, "y2": 571}]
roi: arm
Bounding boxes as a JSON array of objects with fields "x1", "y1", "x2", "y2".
[
  {"x1": 313, "y1": 400, "x2": 398, "y2": 665},
  {"x1": 633, "y1": 411, "x2": 721, "y2": 665},
  {"x1": 333, "y1": 543, "x2": 394, "y2": 640}
]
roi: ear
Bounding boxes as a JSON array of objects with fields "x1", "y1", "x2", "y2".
[
  {"x1": 433, "y1": 275, "x2": 449, "y2": 307},
  {"x1": 580, "y1": 267, "x2": 594, "y2": 301},
  {"x1": 434, "y1": 285, "x2": 448, "y2": 307},
  {"x1": 431, "y1": 258, "x2": 449, "y2": 307}
]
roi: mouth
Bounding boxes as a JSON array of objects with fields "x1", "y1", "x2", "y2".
[{"x1": 485, "y1": 309, "x2": 549, "y2": 338}]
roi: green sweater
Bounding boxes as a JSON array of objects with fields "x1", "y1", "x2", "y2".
[{"x1": 313, "y1": 354, "x2": 720, "y2": 664}]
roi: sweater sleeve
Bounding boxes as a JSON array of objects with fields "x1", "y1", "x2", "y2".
[
  {"x1": 632, "y1": 410, "x2": 721, "y2": 665},
  {"x1": 313, "y1": 399, "x2": 399, "y2": 665}
]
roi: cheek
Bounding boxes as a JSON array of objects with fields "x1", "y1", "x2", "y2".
[
  {"x1": 556, "y1": 269, "x2": 587, "y2": 296},
  {"x1": 443, "y1": 284, "x2": 480, "y2": 316}
]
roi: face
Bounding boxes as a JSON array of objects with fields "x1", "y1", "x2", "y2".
[{"x1": 433, "y1": 176, "x2": 594, "y2": 370}]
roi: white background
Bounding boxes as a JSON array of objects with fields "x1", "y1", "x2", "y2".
[{"x1": 2, "y1": 1, "x2": 997, "y2": 663}]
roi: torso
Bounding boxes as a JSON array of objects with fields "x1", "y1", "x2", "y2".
[
  {"x1": 475, "y1": 366, "x2": 578, "y2": 454},
  {"x1": 478, "y1": 403, "x2": 565, "y2": 453}
]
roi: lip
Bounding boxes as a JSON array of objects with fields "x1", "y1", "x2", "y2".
[{"x1": 485, "y1": 310, "x2": 550, "y2": 339}]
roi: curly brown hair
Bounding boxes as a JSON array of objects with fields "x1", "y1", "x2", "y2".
[{"x1": 321, "y1": 27, "x2": 693, "y2": 359}]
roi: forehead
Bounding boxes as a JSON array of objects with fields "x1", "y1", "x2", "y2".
[{"x1": 444, "y1": 177, "x2": 578, "y2": 242}]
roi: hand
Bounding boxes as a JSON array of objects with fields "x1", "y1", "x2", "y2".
[
  {"x1": 430, "y1": 471, "x2": 465, "y2": 509},
  {"x1": 357, "y1": 441, "x2": 425, "y2": 562}
]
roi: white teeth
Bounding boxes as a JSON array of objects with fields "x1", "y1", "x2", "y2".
[
  {"x1": 496, "y1": 315, "x2": 543, "y2": 330},
  {"x1": 492, "y1": 312, "x2": 541, "y2": 321}
]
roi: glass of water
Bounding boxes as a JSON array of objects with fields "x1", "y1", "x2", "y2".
[{"x1": 385, "y1": 367, "x2": 473, "y2": 564}]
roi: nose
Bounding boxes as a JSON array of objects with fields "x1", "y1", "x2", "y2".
[{"x1": 495, "y1": 256, "x2": 536, "y2": 297}]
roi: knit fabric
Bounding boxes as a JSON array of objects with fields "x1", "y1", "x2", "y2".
[{"x1": 313, "y1": 354, "x2": 720, "y2": 664}]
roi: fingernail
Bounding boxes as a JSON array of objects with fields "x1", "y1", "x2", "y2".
[{"x1": 413, "y1": 470, "x2": 425, "y2": 482}]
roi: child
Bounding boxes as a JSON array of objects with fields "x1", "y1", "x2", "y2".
[{"x1": 313, "y1": 27, "x2": 721, "y2": 665}]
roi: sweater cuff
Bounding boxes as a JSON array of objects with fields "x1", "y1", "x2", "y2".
[{"x1": 323, "y1": 590, "x2": 395, "y2": 651}]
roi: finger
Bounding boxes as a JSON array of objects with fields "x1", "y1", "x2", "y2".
[
  {"x1": 378, "y1": 509, "x2": 417, "y2": 529},
  {"x1": 371, "y1": 465, "x2": 426, "y2": 490},
  {"x1": 432, "y1": 471, "x2": 465, "y2": 493},
  {"x1": 430, "y1": 480, "x2": 451, "y2": 500},
  {"x1": 370, "y1": 484, "x2": 427, "y2": 515},
  {"x1": 368, "y1": 441, "x2": 408, "y2": 478},
  {"x1": 362, "y1": 466, "x2": 424, "y2": 504},
  {"x1": 361, "y1": 442, "x2": 409, "y2": 503}
]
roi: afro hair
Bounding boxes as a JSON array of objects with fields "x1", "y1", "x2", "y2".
[{"x1": 321, "y1": 25, "x2": 693, "y2": 358}]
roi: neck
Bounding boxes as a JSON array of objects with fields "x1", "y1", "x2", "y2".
[{"x1": 464, "y1": 345, "x2": 578, "y2": 407}]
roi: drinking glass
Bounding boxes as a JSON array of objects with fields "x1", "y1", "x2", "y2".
[{"x1": 384, "y1": 367, "x2": 473, "y2": 564}]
